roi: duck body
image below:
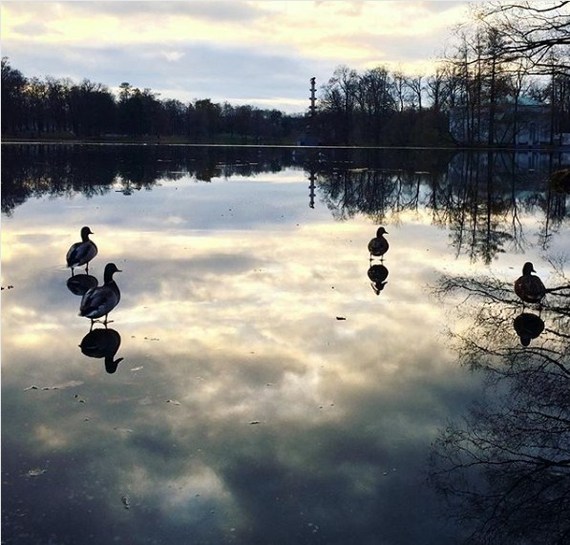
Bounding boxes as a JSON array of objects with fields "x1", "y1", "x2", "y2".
[
  {"x1": 67, "y1": 226, "x2": 98, "y2": 274},
  {"x1": 514, "y1": 262, "x2": 546, "y2": 304},
  {"x1": 368, "y1": 227, "x2": 389, "y2": 258},
  {"x1": 79, "y1": 263, "x2": 121, "y2": 323}
]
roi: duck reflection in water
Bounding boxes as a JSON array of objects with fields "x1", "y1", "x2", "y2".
[
  {"x1": 514, "y1": 262, "x2": 546, "y2": 305},
  {"x1": 368, "y1": 263, "x2": 389, "y2": 295},
  {"x1": 513, "y1": 312, "x2": 545, "y2": 346},
  {"x1": 66, "y1": 226, "x2": 98, "y2": 275},
  {"x1": 79, "y1": 263, "x2": 121, "y2": 329},
  {"x1": 66, "y1": 273, "x2": 98, "y2": 296},
  {"x1": 79, "y1": 327, "x2": 123, "y2": 373},
  {"x1": 368, "y1": 226, "x2": 389, "y2": 262}
]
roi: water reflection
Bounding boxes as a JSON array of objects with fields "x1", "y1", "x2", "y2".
[
  {"x1": 2, "y1": 143, "x2": 569, "y2": 545},
  {"x1": 367, "y1": 264, "x2": 389, "y2": 296},
  {"x1": 79, "y1": 327, "x2": 123, "y2": 374},
  {"x1": 430, "y1": 263, "x2": 570, "y2": 543},
  {"x1": 66, "y1": 273, "x2": 98, "y2": 296},
  {"x1": 3, "y1": 145, "x2": 568, "y2": 268},
  {"x1": 513, "y1": 311, "x2": 545, "y2": 346}
]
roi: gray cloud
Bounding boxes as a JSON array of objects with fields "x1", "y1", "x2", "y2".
[{"x1": 3, "y1": 41, "x2": 316, "y2": 111}]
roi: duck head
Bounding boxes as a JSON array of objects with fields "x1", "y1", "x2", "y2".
[
  {"x1": 522, "y1": 262, "x2": 536, "y2": 275},
  {"x1": 376, "y1": 227, "x2": 388, "y2": 237},
  {"x1": 80, "y1": 226, "x2": 94, "y2": 240},
  {"x1": 103, "y1": 262, "x2": 122, "y2": 283}
]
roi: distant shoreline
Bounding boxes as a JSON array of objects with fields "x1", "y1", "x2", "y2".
[{"x1": 2, "y1": 138, "x2": 569, "y2": 152}]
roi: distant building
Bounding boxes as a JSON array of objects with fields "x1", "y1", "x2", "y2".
[{"x1": 449, "y1": 97, "x2": 556, "y2": 147}]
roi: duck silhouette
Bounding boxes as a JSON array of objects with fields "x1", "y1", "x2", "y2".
[
  {"x1": 79, "y1": 328, "x2": 123, "y2": 373},
  {"x1": 367, "y1": 263, "x2": 389, "y2": 295},
  {"x1": 513, "y1": 312, "x2": 545, "y2": 346},
  {"x1": 66, "y1": 226, "x2": 98, "y2": 275},
  {"x1": 514, "y1": 262, "x2": 546, "y2": 304},
  {"x1": 368, "y1": 227, "x2": 389, "y2": 260},
  {"x1": 66, "y1": 273, "x2": 98, "y2": 296},
  {"x1": 79, "y1": 263, "x2": 121, "y2": 327}
]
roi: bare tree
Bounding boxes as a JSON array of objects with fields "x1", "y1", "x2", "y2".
[{"x1": 473, "y1": 1, "x2": 570, "y2": 75}]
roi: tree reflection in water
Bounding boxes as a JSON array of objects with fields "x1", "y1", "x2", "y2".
[
  {"x1": 429, "y1": 264, "x2": 570, "y2": 544},
  {"x1": 3, "y1": 145, "x2": 568, "y2": 268}
]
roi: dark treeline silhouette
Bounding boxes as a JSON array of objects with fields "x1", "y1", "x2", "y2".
[
  {"x1": 314, "y1": 2, "x2": 570, "y2": 146},
  {"x1": 2, "y1": 144, "x2": 568, "y2": 265},
  {"x1": 4, "y1": 0, "x2": 569, "y2": 148},
  {"x1": 1, "y1": 58, "x2": 303, "y2": 144}
]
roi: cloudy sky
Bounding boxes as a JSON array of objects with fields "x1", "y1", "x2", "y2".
[{"x1": 1, "y1": 1, "x2": 475, "y2": 113}]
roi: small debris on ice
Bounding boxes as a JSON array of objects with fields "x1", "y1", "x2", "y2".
[{"x1": 25, "y1": 468, "x2": 47, "y2": 478}]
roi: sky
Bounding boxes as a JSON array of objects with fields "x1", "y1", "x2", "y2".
[{"x1": 1, "y1": 1, "x2": 474, "y2": 114}]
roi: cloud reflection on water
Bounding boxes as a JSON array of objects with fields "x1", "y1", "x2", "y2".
[{"x1": 3, "y1": 145, "x2": 567, "y2": 544}]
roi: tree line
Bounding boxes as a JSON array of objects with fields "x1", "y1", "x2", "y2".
[
  {"x1": 315, "y1": 1, "x2": 570, "y2": 146},
  {"x1": 1, "y1": 59, "x2": 302, "y2": 144},
  {"x1": 2, "y1": 2, "x2": 569, "y2": 146}
]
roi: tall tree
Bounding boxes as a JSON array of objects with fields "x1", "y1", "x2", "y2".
[
  {"x1": 1, "y1": 57, "x2": 27, "y2": 134},
  {"x1": 320, "y1": 65, "x2": 359, "y2": 144}
]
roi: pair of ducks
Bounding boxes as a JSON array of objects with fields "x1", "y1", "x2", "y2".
[
  {"x1": 66, "y1": 226, "x2": 121, "y2": 325},
  {"x1": 366, "y1": 228, "x2": 546, "y2": 306}
]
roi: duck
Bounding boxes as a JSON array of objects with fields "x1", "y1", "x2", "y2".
[
  {"x1": 368, "y1": 227, "x2": 389, "y2": 259},
  {"x1": 67, "y1": 226, "x2": 98, "y2": 275},
  {"x1": 79, "y1": 263, "x2": 121, "y2": 326},
  {"x1": 514, "y1": 262, "x2": 546, "y2": 304}
]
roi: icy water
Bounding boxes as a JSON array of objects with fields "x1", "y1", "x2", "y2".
[{"x1": 2, "y1": 144, "x2": 569, "y2": 544}]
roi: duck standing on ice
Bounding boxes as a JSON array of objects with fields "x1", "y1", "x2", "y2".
[
  {"x1": 66, "y1": 226, "x2": 98, "y2": 275},
  {"x1": 79, "y1": 263, "x2": 122, "y2": 327},
  {"x1": 514, "y1": 262, "x2": 546, "y2": 304},
  {"x1": 368, "y1": 227, "x2": 389, "y2": 260}
]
